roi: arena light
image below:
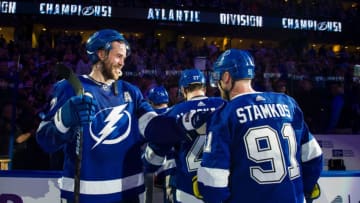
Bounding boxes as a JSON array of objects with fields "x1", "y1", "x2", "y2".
[{"x1": 333, "y1": 44, "x2": 341, "y2": 52}]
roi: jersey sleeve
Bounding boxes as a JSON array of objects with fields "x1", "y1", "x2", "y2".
[
  {"x1": 299, "y1": 122, "x2": 323, "y2": 194},
  {"x1": 292, "y1": 97, "x2": 323, "y2": 195},
  {"x1": 36, "y1": 79, "x2": 76, "y2": 153},
  {"x1": 128, "y1": 84, "x2": 184, "y2": 144},
  {"x1": 197, "y1": 108, "x2": 231, "y2": 203}
]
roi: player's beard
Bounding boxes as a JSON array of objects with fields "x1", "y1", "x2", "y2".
[
  {"x1": 219, "y1": 88, "x2": 231, "y2": 101},
  {"x1": 102, "y1": 59, "x2": 122, "y2": 81},
  {"x1": 218, "y1": 82, "x2": 230, "y2": 101}
]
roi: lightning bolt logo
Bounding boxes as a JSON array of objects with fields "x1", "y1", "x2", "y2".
[{"x1": 90, "y1": 104, "x2": 131, "y2": 149}]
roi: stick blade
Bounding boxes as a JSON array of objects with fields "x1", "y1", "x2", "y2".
[{"x1": 55, "y1": 62, "x2": 83, "y2": 96}]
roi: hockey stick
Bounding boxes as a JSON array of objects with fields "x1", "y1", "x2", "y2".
[
  {"x1": 56, "y1": 62, "x2": 84, "y2": 203},
  {"x1": 145, "y1": 173, "x2": 154, "y2": 203}
]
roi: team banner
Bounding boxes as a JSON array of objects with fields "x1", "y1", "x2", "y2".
[{"x1": 0, "y1": 1, "x2": 342, "y2": 32}]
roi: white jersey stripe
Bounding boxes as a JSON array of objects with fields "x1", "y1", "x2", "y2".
[
  {"x1": 301, "y1": 138, "x2": 323, "y2": 162},
  {"x1": 198, "y1": 166, "x2": 229, "y2": 187},
  {"x1": 155, "y1": 158, "x2": 176, "y2": 176},
  {"x1": 54, "y1": 109, "x2": 70, "y2": 133},
  {"x1": 144, "y1": 145, "x2": 165, "y2": 166},
  {"x1": 59, "y1": 172, "x2": 144, "y2": 195},
  {"x1": 138, "y1": 111, "x2": 157, "y2": 136},
  {"x1": 176, "y1": 189, "x2": 204, "y2": 203}
]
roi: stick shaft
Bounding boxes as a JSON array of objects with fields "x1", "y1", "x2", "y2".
[{"x1": 56, "y1": 63, "x2": 84, "y2": 203}]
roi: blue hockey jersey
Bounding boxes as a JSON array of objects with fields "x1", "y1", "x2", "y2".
[
  {"x1": 197, "y1": 92, "x2": 323, "y2": 203},
  {"x1": 36, "y1": 75, "x2": 181, "y2": 203},
  {"x1": 143, "y1": 96, "x2": 225, "y2": 203}
]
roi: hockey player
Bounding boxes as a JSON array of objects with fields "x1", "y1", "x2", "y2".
[
  {"x1": 196, "y1": 49, "x2": 323, "y2": 203},
  {"x1": 147, "y1": 86, "x2": 171, "y2": 114},
  {"x1": 36, "y1": 29, "x2": 189, "y2": 203},
  {"x1": 142, "y1": 68, "x2": 225, "y2": 203}
]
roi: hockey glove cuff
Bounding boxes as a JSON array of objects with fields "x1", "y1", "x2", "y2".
[{"x1": 55, "y1": 94, "x2": 96, "y2": 134}]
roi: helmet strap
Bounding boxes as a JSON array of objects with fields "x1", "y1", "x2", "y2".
[{"x1": 112, "y1": 80, "x2": 118, "y2": 95}]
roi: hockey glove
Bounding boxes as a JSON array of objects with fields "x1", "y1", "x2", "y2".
[
  {"x1": 58, "y1": 94, "x2": 96, "y2": 128},
  {"x1": 180, "y1": 110, "x2": 210, "y2": 141},
  {"x1": 192, "y1": 175, "x2": 203, "y2": 200},
  {"x1": 305, "y1": 182, "x2": 320, "y2": 201}
]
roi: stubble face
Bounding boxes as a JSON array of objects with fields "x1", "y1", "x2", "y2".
[{"x1": 101, "y1": 41, "x2": 127, "y2": 81}]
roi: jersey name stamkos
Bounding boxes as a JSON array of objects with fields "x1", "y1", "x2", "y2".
[{"x1": 237, "y1": 103, "x2": 291, "y2": 123}]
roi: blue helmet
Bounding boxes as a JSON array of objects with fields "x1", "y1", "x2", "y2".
[
  {"x1": 86, "y1": 29, "x2": 130, "y2": 64},
  {"x1": 148, "y1": 86, "x2": 169, "y2": 105},
  {"x1": 210, "y1": 49, "x2": 255, "y2": 87},
  {"x1": 179, "y1": 68, "x2": 206, "y2": 89}
]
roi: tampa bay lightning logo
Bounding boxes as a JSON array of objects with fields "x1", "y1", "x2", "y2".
[
  {"x1": 90, "y1": 103, "x2": 131, "y2": 149},
  {"x1": 317, "y1": 21, "x2": 328, "y2": 31},
  {"x1": 82, "y1": 6, "x2": 95, "y2": 16}
]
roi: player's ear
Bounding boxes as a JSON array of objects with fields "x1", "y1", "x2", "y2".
[
  {"x1": 97, "y1": 49, "x2": 106, "y2": 61},
  {"x1": 180, "y1": 87, "x2": 186, "y2": 99},
  {"x1": 223, "y1": 71, "x2": 231, "y2": 84}
]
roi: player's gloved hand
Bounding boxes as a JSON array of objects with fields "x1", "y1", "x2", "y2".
[
  {"x1": 181, "y1": 110, "x2": 209, "y2": 130},
  {"x1": 305, "y1": 182, "x2": 320, "y2": 201},
  {"x1": 192, "y1": 175, "x2": 203, "y2": 200},
  {"x1": 179, "y1": 110, "x2": 211, "y2": 140},
  {"x1": 59, "y1": 94, "x2": 96, "y2": 128}
]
